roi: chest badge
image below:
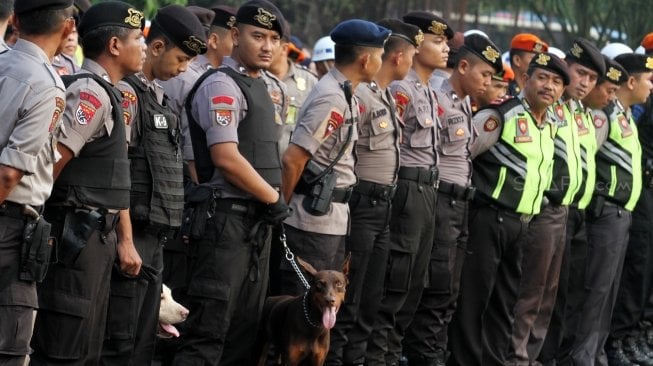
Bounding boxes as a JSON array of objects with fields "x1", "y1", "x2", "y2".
[
  {"x1": 379, "y1": 121, "x2": 388, "y2": 129},
  {"x1": 618, "y1": 115, "x2": 633, "y2": 137},
  {"x1": 575, "y1": 113, "x2": 589, "y2": 136},
  {"x1": 455, "y1": 128, "x2": 465, "y2": 136},
  {"x1": 296, "y1": 77, "x2": 306, "y2": 91},
  {"x1": 514, "y1": 117, "x2": 533, "y2": 143},
  {"x1": 153, "y1": 114, "x2": 168, "y2": 129}
]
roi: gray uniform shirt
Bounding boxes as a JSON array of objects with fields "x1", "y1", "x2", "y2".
[
  {"x1": 279, "y1": 62, "x2": 318, "y2": 154},
  {"x1": 355, "y1": 81, "x2": 400, "y2": 185},
  {"x1": 285, "y1": 67, "x2": 360, "y2": 235},
  {"x1": 262, "y1": 70, "x2": 289, "y2": 128},
  {"x1": 436, "y1": 79, "x2": 474, "y2": 187},
  {"x1": 0, "y1": 39, "x2": 66, "y2": 206},
  {"x1": 591, "y1": 107, "x2": 614, "y2": 148},
  {"x1": 390, "y1": 68, "x2": 439, "y2": 169},
  {"x1": 118, "y1": 72, "x2": 166, "y2": 146}
]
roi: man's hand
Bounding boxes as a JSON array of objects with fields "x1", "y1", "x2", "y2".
[
  {"x1": 117, "y1": 238, "x2": 142, "y2": 276},
  {"x1": 262, "y1": 194, "x2": 292, "y2": 225}
]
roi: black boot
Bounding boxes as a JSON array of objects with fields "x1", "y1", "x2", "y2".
[
  {"x1": 607, "y1": 339, "x2": 639, "y2": 366},
  {"x1": 637, "y1": 333, "x2": 653, "y2": 359},
  {"x1": 623, "y1": 335, "x2": 653, "y2": 366}
]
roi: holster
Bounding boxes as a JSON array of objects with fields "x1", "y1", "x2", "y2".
[
  {"x1": 181, "y1": 184, "x2": 214, "y2": 240},
  {"x1": 19, "y1": 216, "x2": 53, "y2": 282},
  {"x1": 295, "y1": 160, "x2": 338, "y2": 216},
  {"x1": 58, "y1": 209, "x2": 105, "y2": 267}
]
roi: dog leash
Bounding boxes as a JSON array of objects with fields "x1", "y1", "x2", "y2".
[{"x1": 279, "y1": 224, "x2": 311, "y2": 290}]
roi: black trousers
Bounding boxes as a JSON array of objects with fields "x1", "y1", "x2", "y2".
[
  {"x1": 31, "y1": 217, "x2": 117, "y2": 366},
  {"x1": 171, "y1": 206, "x2": 271, "y2": 366},
  {"x1": 0, "y1": 216, "x2": 36, "y2": 366},
  {"x1": 325, "y1": 190, "x2": 392, "y2": 366},
  {"x1": 403, "y1": 190, "x2": 470, "y2": 363},
  {"x1": 507, "y1": 204, "x2": 568, "y2": 365},
  {"x1": 569, "y1": 203, "x2": 631, "y2": 366},
  {"x1": 366, "y1": 179, "x2": 437, "y2": 366},
  {"x1": 538, "y1": 206, "x2": 589, "y2": 365},
  {"x1": 100, "y1": 226, "x2": 167, "y2": 365},
  {"x1": 611, "y1": 189, "x2": 653, "y2": 339},
  {"x1": 447, "y1": 202, "x2": 529, "y2": 366}
]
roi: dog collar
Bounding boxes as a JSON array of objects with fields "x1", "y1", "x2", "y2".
[{"x1": 302, "y1": 291, "x2": 321, "y2": 328}]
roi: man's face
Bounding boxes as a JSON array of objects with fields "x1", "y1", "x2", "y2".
[
  {"x1": 582, "y1": 81, "x2": 618, "y2": 109},
  {"x1": 524, "y1": 68, "x2": 565, "y2": 109},
  {"x1": 475, "y1": 79, "x2": 508, "y2": 107},
  {"x1": 566, "y1": 62, "x2": 599, "y2": 100},
  {"x1": 416, "y1": 33, "x2": 449, "y2": 70},
  {"x1": 460, "y1": 58, "x2": 495, "y2": 97},
  {"x1": 120, "y1": 29, "x2": 146, "y2": 74},
  {"x1": 152, "y1": 45, "x2": 192, "y2": 81},
  {"x1": 632, "y1": 72, "x2": 653, "y2": 104},
  {"x1": 513, "y1": 51, "x2": 536, "y2": 75},
  {"x1": 232, "y1": 24, "x2": 281, "y2": 71}
]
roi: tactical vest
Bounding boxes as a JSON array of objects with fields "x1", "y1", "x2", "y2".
[
  {"x1": 572, "y1": 105, "x2": 598, "y2": 209},
  {"x1": 546, "y1": 101, "x2": 583, "y2": 206},
  {"x1": 124, "y1": 74, "x2": 183, "y2": 228},
  {"x1": 186, "y1": 66, "x2": 282, "y2": 186},
  {"x1": 53, "y1": 73, "x2": 130, "y2": 210},
  {"x1": 594, "y1": 101, "x2": 642, "y2": 211},
  {"x1": 473, "y1": 98, "x2": 555, "y2": 215}
]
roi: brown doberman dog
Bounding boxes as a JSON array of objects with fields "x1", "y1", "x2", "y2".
[{"x1": 255, "y1": 255, "x2": 350, "y2": 366}]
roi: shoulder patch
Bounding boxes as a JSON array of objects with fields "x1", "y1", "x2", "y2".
[
  {"x1": 49, "y1": 97, "x2": 65, "y2": 132},
  {"x1": 214, "y1": 110, "x2": 233, "y2": 126},
  {"x1": 80, "y1": 91, "x2": 102, "y2": 109},
  {"x1": 121, "y1": 90, "x2": 136, "y2": 109},
  {"x1": 394, "y1": 91, "x2": 410, "y2": 118},
  {"x1": 212, "y1": 95, "x2": 234, "y2": 106},
  {"x1": 75, "y1": 102, "x2": 96, "y2": 125},
  {"x1": 593, "y1": 115, "x2": 606, "y2": 129},
  {"x1": 484, "y1": 117, "x2": 499, "y2": 132},
  {"x1": 313, "y1": 108, "x2": 345, "y2": 141}
]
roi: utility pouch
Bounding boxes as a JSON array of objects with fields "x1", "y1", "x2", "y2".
[
  {"x1": 59, "y1": 210, "x2": 103, "y2": 267},
  {"x1": 19, "y1": 215, "x2": 53, "y2": 282},
  {"x1": 298, "y1": 160, "x2": 338, "y2": 216}
]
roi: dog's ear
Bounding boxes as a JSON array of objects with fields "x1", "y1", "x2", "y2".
[
  {"x1": 341, "y1": 252, "x2": 352, "y2": 278},
  {"x1": 296, "y1": 256, "x2": 318, "y2": 278}
]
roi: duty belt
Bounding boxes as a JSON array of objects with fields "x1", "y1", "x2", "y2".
[
  {"x1": 0, "y1": 201, "x2": 42, "y2": 220},
  {"x1": 214, "y1": 198, "x2": 265, "y2": 218},
  {"x1": 354, "y1": 180, "x2": 397, "y2": 201},
  {"x1": 473, "y1": 193, "x2": 534, "y2": 224},
  {"x1": 332, "y1": 186, "x2": 354, "y2": 204},
  {"x1": 438, "y1": 181, "x2": 476, "y2": 201},
  {"x1": 44, "y1": 205, "x2": 119, "y2": 234},
  {"x1": 398, "y1": 166, "x2": 439, "y2": 186}
]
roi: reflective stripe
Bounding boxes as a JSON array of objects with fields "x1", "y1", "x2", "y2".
[
  {"x1": 609, "y1": 165, "x2": 617, "y2": 197},
  {"x1": 601, "y1": 141, "x2": 633, "y2": 173},
  {"x1": 492, "y1": 166, "x2": 507, "y2": 199}
]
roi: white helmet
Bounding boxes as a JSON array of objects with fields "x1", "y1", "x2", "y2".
[
  {"x1": 463, "y1": 29, "x2": 489, "y2": 39},
  {"x1": 312, "y1": 36, "x2": 335, "y2": 62},
  {"x1": 635, "y1": 45, "x2": 646, "y2": 55},
  {"x1": 548, "y1": 46, "x2": 566, "y2": 59},
  {"x1": 601, "y1": 43, "x2": 633, "y2": 59}
]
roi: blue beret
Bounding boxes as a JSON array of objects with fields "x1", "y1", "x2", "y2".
[{"x1": 330, "y1": 19, "x2": 391, "y2": 48}]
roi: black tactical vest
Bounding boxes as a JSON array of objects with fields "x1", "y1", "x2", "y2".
[
  {"x1": 124, "y1": 75, "x2": 183, "y2": 228},
  {"x1": 186, "y1": 66, "x2": 282, "y2": 186},
  {"x1": 53, "y1": 73, "x2": 130, "y2": 210}
]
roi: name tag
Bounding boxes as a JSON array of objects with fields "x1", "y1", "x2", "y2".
[{"x1": 153, "y1": 114, "x2": 168, "y2": 129}]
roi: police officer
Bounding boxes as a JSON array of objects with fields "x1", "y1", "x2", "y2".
[
  {"x1": 99, "y1": 5, "x2": 207, "y2": 366},
  {"x1": 171, "y1": 1, "x2": 290, "y2": 364},
  {"x1": 404, "y1": 33, "x2": 502, "y2": 366},
  {"x1": 507, "y1": 38, "x2": 605, "y2": 366},
  {"x1": 508, "y1": 33, "x2": 548, "y2": 96},
  {"x1": 448, "y1": 53, "x2": 568, "y2": 366},
  {"x1": 570, "y1": 53, "x2": 651, "y2": 366},
  {"x1": 429, "y1": 31, "x2": 464, "y2": 91},
  {"x1": 473, "y1": 64, "x2": 514, "y2": 111},
  {"x1": 366, "y1": 12, "x2": 450, "y2": 366},
  {"x1": 0, "y1": 1, "x2": 73, "y2": 365},
  {"x1": 280, "y1": 20, "x2": 389, "y2": 294},
  {"x1": 324, "y1": 19, "x2": 421, "y2": 366},
  {"x1": 30, "y1": 2, "x2": 146, "y2": 365}
]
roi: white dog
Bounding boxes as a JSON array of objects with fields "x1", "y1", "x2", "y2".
[{"x1": 158, "y1": 284, "x2": 189, "y2": 338}]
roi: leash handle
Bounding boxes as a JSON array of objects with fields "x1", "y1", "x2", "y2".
[{"x1": 280, "y1": 224, "x2": 311, "y2": 290}]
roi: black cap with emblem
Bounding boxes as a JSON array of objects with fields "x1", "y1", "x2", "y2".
[
  {"x1": 212, "y1": 5, "x2": 237, "y2": 30},
  {"x1": 528, "y1": 52, "x2": 570, "y2": 85},
  {"x1": 14, "y1": 0, "x2": 73, "y2": 15},
  {"x1": 402, "y1": 11, "x2": 454, "y2": 40},
  {"x1": 330, "y1": 19, "x2": 391, "y2": 48},
  {"x1": 376, "y1": 18, "x2": 423, "y2": 48},
  {"x1": 235, "y1": 0, "x2": 285, "y2": 38},
  {"x1": 565, "y1": 38, "x2": 606, "y2": 76},
  {"x1": 78, "y1": 1, "x2": 145, "y2": 38},
  {"x1": 186, "y1": 6, "x2": 214, "y2": 32},
  {"x1": 151, "y1": 5, "x2": 208, "y2": 56},
  {"x1": 602, "y1": 55, "x2": 629, "y2": 85},
  {"x1": 463, "y1": 33, "x2": 503, "y2": 73},
  {"x1": 614, "y1": 53, "x2": 653, "y2": 74}
]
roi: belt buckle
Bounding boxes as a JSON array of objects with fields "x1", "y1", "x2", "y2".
[{"x1": 520, "y1": 214, "x2": 533, "y2": 223}]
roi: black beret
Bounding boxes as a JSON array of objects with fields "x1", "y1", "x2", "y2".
[
  {"x1": 602, "y1": 55, "x2": 629, "y2": 85},
  {"x1": 152, "y1": 5, "x2": 208, "y2": 56},
  {"x1": 566, "y1": 38, "x2": 606, "y2": 75},
  {"x1": 78, "y1": 1, "x2": 144, "y2": 38},
  {"x1": 330, "y1": 19, "x2": 391, "y2": 48},
  {"x1": 376, "y1": 18, "x2": 423, "y2": 48},
  {"x1": 212, "y1": 5, "x2": 237, "y2": 30},
  {"x1": 529, "y1": 52, "x2": 570, "y2": 85},
  {"x1": 403, "y1": 11, "x2": 454, "y2": 40},
  {"x1": 14, "y1": 0, "x2": 73, "y2": 15},
  {"x1": 236, "y1": 0, "x2": 285, "y2": 38},
  {"x1": 614, "y1": 53, "x2": 653, "y2": 74},
  {"x1": 73, "y1": 0, "x2": 91, "y2": 13},
  {"x1": 463, "y1": 33, "x2": 503, "y2": 73},
  {"x1": 186, "y1": 6, "x2": 214, "y2": 29}
]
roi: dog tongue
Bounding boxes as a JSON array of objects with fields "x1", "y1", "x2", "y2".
[
  {"x1": 322, "y1": 306, "x2": 337, "y2": 329},
  {"x1": 160, "y1": 322, "x2": 180, "y2": 337}
]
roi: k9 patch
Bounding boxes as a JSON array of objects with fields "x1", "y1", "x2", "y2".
[{"x1": 153, "y1": 114, "x2": 168, "y2": 129}]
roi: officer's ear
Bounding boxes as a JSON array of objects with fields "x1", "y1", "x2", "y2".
[
  {"x1": 207, "y1": 32, "x2": 219, "y2": 50},
  {"x1": 626, "y1": 75, "x2": 637, "y2": 91},
  {"x1": 150, "y1": 38, "x2": 167, "y2": 56},
  {"x1": 457, "y1": 58, "x2": 470, "y2": 75},
  {"x1": 360, "y1": 52, "x2": 371, "y2": 70},
  {"x1": 231, "y1": 26, "x2": 240, "y2": 47}
]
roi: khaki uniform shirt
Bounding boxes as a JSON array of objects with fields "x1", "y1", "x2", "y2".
[{"x1": 279, "y1": 62, "x2": 318, "y2": 154}]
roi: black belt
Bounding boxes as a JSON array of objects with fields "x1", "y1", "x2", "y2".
[
  {"x1": 473, "y1": 193, "x2": 534, "y2": 223},
  {"x1": 332, "y1": 186, "x2": 353, "y2": 203},
  {"x1": 214, "y1": 198, "x2": 265, "y2": 218},
  {"x1": 398, "y1": 166, "x2": 439, "y2": 186},
  {"x1": 438, "y1": 181, "x2": 475, "y2": 201},
  {"x1": 0, "y1": 201, "x2": 42, "y2": 220},
  {"x1": 354, "y1": 180, "x2": 397, "y2": 201},
  {"x1": 44, "y1": 205, "x2": 119, "y2": 234}
]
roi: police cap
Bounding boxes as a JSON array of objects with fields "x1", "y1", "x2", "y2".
[
  {"x1": 529, "y1": 52, "x2": 570, "y2": 85},
  {"x1": 376, "y1": 18, "x2": 423, "y2": 48},
  {"x1": 152, "y1": 5, "x2": 207, "y2": 56},
  {"x1": 565, "y1": 38, "x2": 605, "y2": 75},
  {"x1": 78, "y1": 1, "x2": 145, "y2": 38},
  {"x1": 330, "y1": 19, "x2": 391, "y2": 48},
  {"x1": 602, "y1": 55, "x2": 629, "y2": 85},
  {"x1": 212, "y1": 5, "x2": 237, "y2": 30},
  {"x1": 463, "y1": 33, "x2": 503, "y2": 73},
  {"x1": 236, "y1": 0, "x2": 285, "y2": 38},
  {"x1": 403, "y1": 11, "x2": 454, "y2": 40},
  {"x1": 614, "y1": 53, "x2": 653, "y2": 74},
  {"x1": 510, "y1": 33, "x2": 548, "y2": 53},
  {"x1": 493, "y1": 64, "x2": 515, "y2": 82},
  {"x1": 186, "y1": 6, "x2": 214, "y2": 30},
  {"x1": 14, "y1": 0, "x2": 73, "y2": 15}
]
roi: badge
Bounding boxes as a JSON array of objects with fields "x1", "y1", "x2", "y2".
[
  {"x1": 394, "y1": 91, "x2": 410, "y2": 118},
  {"x1": 285, "y1": 105, "x2": 297, "y2": 125},
  {"x1": 618, "y1": 114, "x2": 633, "y2": 137},
  {"x1": 484, "y1": 117, "x2": 498, "y2": 132},
  {"x1": 212, "y1": 95, "x2": 234, "y2": 105},
  {"x1": 124, "y1": 111, "x2": 131, "y2": 125},
  {"x1": 455, "y1": 128, "x2": 465, "y2": 136},
  {"x1": 75, "y1": 103, "x2": 96, "y2": 125},
  {"x1": 593, "y1": 115, "x2": 606, "y2": 129},
  {"x1": 215, "y1": 110, "x2": 232, "y2": 126},
  {"x1": 121, "y1": 90, "x2": 136, "y2": 106},
  {"x1": 555, "y1": 104, "x2": 564, "y2": 121},
  {"x1": 317, "y1": 109, "x2": 344, "y2": 140},
  {"x1": 514, "y1": 117, "x2": 533, "y2": 143},
  {"x1": 297, "y1": 77, "x2": 306, "y2": 91},
  {"x1": 425, "y1": 118, "x2": 432, "y2": 126},
  {"x1": 359, "y1": 103, "x2": 366, "y2": 114},
  {"x1": 575, "y1": 113, "x2": 588, "y2": 136},
  {"x1": 49, "y1": 97, "x2": 65, "y2": 132},
  {"x1": 379, "y1": 121, "x2": 388, "y2": 129},
  {"x1": 81, "y1": 91, "x2": 102, "y2": 109},
  {"x1": 153, "y1": 114, "x2": 168, "y2": 129}
]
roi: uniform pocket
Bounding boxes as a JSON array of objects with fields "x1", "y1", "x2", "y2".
[
  {"x1": 368, "y1": 118, "x2": 395, "y2": 150},
  {"x1": 104, "y1": 269, "x2": 147, "y2": 340},
  {"x1": 186, "y1": 278, "x2": 231, "y2": 338},
  {"x1": 385, "y1": 248, "x2": 412, "y2": 293},
  {"x1": 409, "y1": 115, "x2": 434, "y2": 148},
  {"x1": 427, "y1": 242, "x2": 454, "y2": 294},
  {"x1": 440, "y1": 123, "x2": 470, "y2": 156}
]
